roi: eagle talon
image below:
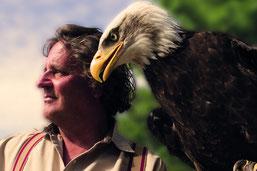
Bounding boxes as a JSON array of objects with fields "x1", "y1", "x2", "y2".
[{"x1": 233, "y1": 160, "x2": 257, "y2": 171}]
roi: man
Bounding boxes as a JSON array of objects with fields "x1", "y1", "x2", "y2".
[{"x1": 0, "y1": 24, "x2": 167, "y2": 171}]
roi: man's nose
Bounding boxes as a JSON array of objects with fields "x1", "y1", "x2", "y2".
[{"x1": 37, "y1": 72, "x2": 53, "y2": 88}]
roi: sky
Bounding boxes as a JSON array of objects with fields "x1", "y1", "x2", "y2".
[{"x1": 0, "y1": 0, "x2": 149, "y2": 138}]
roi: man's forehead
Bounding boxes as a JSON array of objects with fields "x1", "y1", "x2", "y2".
[
  {"x1": 45, "y1": 41, "x2": 81, "y2": 72},
  {"x1": 45, "y1": 41, "x2": 71, "y2": 67},
  {"x1": 48, "y1": 41, "x2": 69, "y2": 57}
]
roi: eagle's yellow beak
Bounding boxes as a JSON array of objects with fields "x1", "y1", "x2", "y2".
[{"x1": 90, "y1": 41, "x2": 123, "y2": 83}]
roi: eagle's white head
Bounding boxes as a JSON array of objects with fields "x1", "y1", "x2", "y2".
[{"x1": 90, "y1": 1, "x2": 182, "y2": 82}]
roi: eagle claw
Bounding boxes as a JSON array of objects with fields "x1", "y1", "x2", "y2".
[{"x1": 233, "y1": 160, "x2": 257, "y2": 171}]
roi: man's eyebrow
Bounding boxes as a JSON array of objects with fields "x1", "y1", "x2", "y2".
[
  {"x1": 50, "y1": 64, "x2": 68, "y2": 71},
  {"x1": 43, "y1": 65, "x2": 61, "y2": 72}
]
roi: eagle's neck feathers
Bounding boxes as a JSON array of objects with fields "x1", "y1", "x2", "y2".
[{"x1": 121, "y1": 2, "x2": 183, "y2": 68}]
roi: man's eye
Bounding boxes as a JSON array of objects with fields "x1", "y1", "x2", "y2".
[{"x1": 53, "y1": 70, "x2": 67, "y2": 77}]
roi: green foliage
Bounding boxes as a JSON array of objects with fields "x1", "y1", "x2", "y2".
[{"x1": 154, "y1": 0, "x2": 257, "y2": 44}]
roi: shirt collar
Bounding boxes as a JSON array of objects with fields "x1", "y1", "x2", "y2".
[
  {"x1": 43, "y1": 123, "x2": 135, "y2": 153},
  {"x1": 111, "y1": 123, "x2": 135, "y2": 153}
]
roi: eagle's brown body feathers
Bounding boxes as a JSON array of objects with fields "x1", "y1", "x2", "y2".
[{"x1": 146, "y1": 31, "x2": 257, "y2": 170}]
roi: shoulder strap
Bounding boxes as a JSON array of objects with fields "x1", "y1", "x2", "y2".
[
  {"x1": 12, "y1": 132, "x2": 46, "y2": 171},
  {"x1": 128, "y1": 143, "x2": 148, "y2": 171}
]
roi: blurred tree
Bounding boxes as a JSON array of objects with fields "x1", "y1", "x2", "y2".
[
  {"x1": 117, "y1": 1, "x2": 256, "y2": 170},
  {"x1": 154, "y1": 0, "x2": 257, "y2": 44}
]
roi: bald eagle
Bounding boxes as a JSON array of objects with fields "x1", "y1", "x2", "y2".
[{"x1": 90, "y1": 1, "x2": 257, "y2": 171}]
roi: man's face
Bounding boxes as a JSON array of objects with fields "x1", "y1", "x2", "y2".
[{"x1": 37, "y1": 42, "x2": 97, "y2": 123}]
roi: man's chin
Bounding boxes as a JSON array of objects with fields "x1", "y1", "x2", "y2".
[{"x1": 43, "y1": 108, "x2": 60, "y2": 121}]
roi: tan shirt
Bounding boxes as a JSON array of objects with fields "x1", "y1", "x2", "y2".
[{"x1": 0, "y1": 124, "x2": 167, "y2": 171}]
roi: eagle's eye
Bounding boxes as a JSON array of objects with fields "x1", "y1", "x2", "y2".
[{"x1": 110, "y1": 32, "x2": 119, "y2": 42}]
